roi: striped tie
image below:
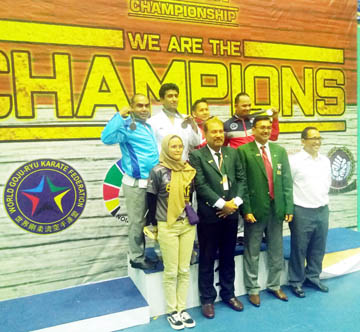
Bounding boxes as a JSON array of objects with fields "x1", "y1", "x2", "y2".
[{"x1": 261, "y1": 146, "x2": 274, "y2": 199}]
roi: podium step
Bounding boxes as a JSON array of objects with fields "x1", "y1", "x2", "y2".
[
  {"x1": 130, "y1": 228, "x2": 360, "y2": 317},
  {"x1": 128, "y1": 244, "x2": 284, "y2": 317},
  {"x1": 0, "y1": 277, "x2": 149, "y2": 332}
]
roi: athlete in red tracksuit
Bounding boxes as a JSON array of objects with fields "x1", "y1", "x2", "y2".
[{"x1": 224, "y1": 92, "x2": 279, "y2": 148}]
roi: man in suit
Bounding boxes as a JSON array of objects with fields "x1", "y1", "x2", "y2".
[
  {"x1": 238, "y1": 116, "x2": 293, "y2": 307},
  {"x1": 189, "y1": 117, "x2": 248, "y2": 319}
]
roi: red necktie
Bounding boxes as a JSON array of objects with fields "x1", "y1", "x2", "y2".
[{"x1": 261, "y1": 146, "x2": 274, "y2": 199}]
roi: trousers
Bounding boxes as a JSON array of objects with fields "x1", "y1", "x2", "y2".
[
  {"x1": 288, "y1": 205, "x2": 329, "y2": 287},
  {"x1": 244, "y1": 205, "x2": 284, "y2": 295},
  {"x1": 157, "y1": 218, "x2": 196, "y2": 313},
  {"x1": 122, "y1": 182, "x2": 147, "y2": 263}
]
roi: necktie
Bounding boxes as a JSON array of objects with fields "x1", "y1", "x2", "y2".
[
  {"x1": 261, "y1": 146, "x2": 274, "y2": 199},
  {"x1": 215, "y1": 152, "x2": 222, "y2": 170}
]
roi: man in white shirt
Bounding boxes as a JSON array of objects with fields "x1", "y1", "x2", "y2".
[
  {"x1": 288, "y1": 127, "x2": 331, "y2": 297},
  {"x1": 148, "y1": 83, "x2": 201, "y2": 160}
]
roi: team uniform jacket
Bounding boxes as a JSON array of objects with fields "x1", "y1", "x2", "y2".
[
  {"x1": 101, "y1": 112, "x2": 159, "y2": 179},
  {"x1": 224, "y1": 116, "x2": 279, "y2": 148}
]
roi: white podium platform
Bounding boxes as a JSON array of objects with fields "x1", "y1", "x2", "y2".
[
  {"x1": 130, "y1": 228, "x2": 360, "y2": 317},
  {"x1": 129, "y1": 250, "x2": 289, "y2": 317}
]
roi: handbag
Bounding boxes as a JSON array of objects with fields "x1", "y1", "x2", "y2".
[{"x1": 185, "y1": 203, "x2": 199, "y2": 225}]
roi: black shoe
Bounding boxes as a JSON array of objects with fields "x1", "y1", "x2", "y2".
[
  {"x1": 237, "y1": 236, "x2": 244, "y2": 246},
  {"x1": 130, "y1": 260, "x2": 156, "y2": 270},
  {"x1": 291, "y1": 286, "x2": 305, "y2": 298},
  {"x1": 304, "y1": 279, "x2": 329, "y2": 292},
  {"x1": 145, "y1": 255, "x2": 159, "y2": 264}
]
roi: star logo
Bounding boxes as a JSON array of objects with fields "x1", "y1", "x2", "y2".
[
  {"x1": 4, "y1": 159, "x2": 86, "y2": 235},
  {"x1": 21, "y1": 176, "x2": 71, "y2": 216}
]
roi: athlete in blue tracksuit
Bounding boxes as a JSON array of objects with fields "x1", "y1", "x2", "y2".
[{"x1": 101, "y1": 94, "x2": 159, "y2": 270}]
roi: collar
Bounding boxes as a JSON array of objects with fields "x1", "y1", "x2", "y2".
[
  {"x1": 255, "y1": 140, "x2": 270, "y2": 152},
  {"x1": 132, "y1": 115, "x2": 147, "y2": 125},
  {"x1": 233, "y1": 114, "x2": 250, "y2": 121},
  {"x1": 300, "y1": 148, "x2": 320, "y2": 161},
  {"x1": 194, "y1": 117, "x2": 204, "y2": 125},
  {"x1": 162, "y1": 108, "x2": 183, "y2": 119},
  {"x1": 207, "y1": 145, "x2": 222, "y2": 157}
]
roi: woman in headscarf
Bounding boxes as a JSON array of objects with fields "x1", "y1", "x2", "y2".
[{"x1": 147, "y1": 134, "x2": 197, "y2": 330}]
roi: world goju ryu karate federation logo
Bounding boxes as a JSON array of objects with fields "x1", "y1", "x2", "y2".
[{"x1": 3, "y1": 159, "x2": 87, "y2": 234}]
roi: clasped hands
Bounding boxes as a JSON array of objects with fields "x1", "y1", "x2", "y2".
[
  {"x1": 216, "y1": 199, "x2": 238, "y2": 218},
  {"x1": 244, "y1": 213, "x2": 293, "y2": 224}
]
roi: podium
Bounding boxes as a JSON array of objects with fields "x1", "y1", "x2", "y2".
[{"x1": 129, "y1": 245, "x2": 289, "y2": 317}]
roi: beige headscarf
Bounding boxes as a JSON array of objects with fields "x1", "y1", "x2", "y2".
[{"x1": 160, "y1": 135, "x2": 196, "y2": 226}]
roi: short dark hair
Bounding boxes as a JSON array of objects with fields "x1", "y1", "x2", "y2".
[
  {"x1": 191, "y1": 98, "x2": 208, "y2": 113},
  {"x1": 203, "y1": 116, "x2": 224, "y2": 133},
  {"x1": 234, "y1": 92, "x2": 250, "y2": 104},
  {"x1": 252, "y1": 116, "x2": 271, "y2": 128},
  {"x1": 159, "y1": 83, "x2": 179, "y2": 99},
  {"x1": 301, "y1": 126, "x2": 318, "y2": 139}
]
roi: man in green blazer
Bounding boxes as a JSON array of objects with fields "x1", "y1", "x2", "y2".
[
  {"x1": 189, "y1": 117, "x2": 248, "y2": 319},
  {"x1": 238, "y1": 116, "x2": 293, "y2": 307}
]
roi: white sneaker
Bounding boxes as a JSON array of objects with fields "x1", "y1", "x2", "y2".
[
  {"x1": 180, "y1": 310, "x2": 196, "y2": 328},
  {"x1": 167, "y1": 311, "x2": 184, "y2": 330}
]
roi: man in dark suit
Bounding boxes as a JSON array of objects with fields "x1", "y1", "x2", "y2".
[
  {"x1": 238, "y1": 116, "x2": 293, "y2": 307},
  {"x1": 189, "y1": 117, "x2": 248, "y2": 319}
]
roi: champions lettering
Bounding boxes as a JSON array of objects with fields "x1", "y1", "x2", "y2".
[
  {"x1": 0, "y1": 52, "x2": 345, "y2": 120},
  {"x1": 129, "y1": 0, "x2": 238, "y2": 25},
  {"x1": 0, "y1": 44, "x2": 346, "y2": 141}
]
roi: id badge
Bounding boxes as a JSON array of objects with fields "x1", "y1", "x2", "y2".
[{"x1": 222, "y1": 175, "x2": 229, "y2": 191}]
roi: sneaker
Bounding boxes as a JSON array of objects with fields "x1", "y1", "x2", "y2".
[
  {"x1": 180, "y1": 310, "x2": 196, "y2": 328},
  {"x1": 167, "y1": 311, "x2": 184, "y2": 330}
]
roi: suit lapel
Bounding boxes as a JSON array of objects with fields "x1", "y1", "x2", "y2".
[
  {"x1": 269, "y1": 143, "x2": 278, "y2": 183},
  {"x1": 202, "y1": 146, "x2": 222, "y2": 176},
  {"x1": 220, "y1": 147, "x2": 230, "y2": 174},
  {"x1": 250, "y1": 141, "x2": 267, "y2": 179}
]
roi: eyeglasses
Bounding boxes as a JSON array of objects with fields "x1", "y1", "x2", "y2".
[{"x1": 304, "y1": 137, "x2": 322, "y2": 141}]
